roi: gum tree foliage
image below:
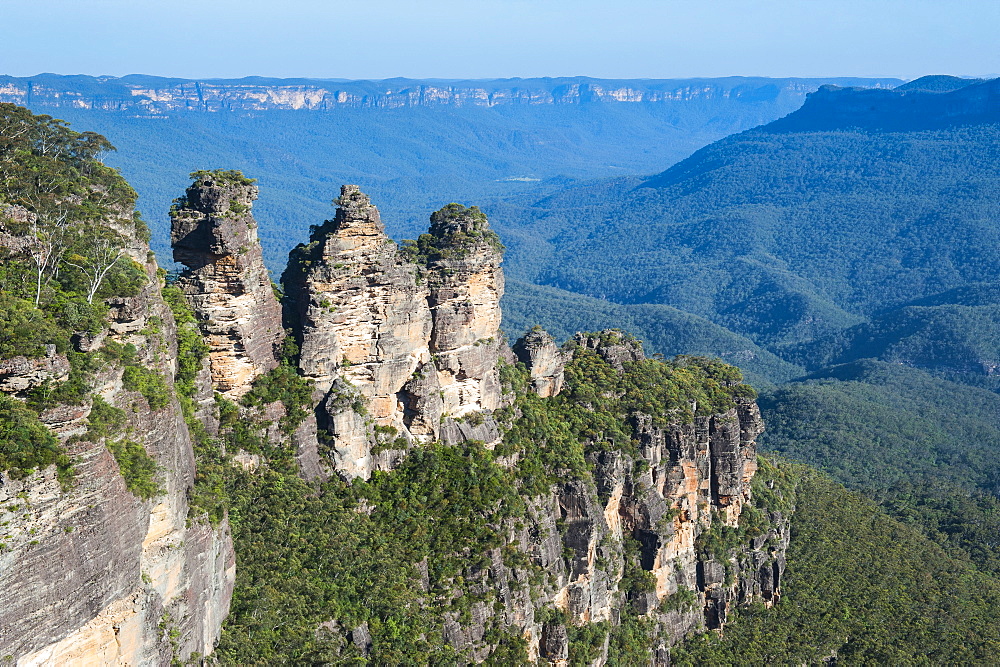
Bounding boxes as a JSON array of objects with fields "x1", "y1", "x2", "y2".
[
  {"x1": 0, "y1": 104, "x2": 149, "y2": 481},
  {"x1": 206, "y1": 337, "x2": 757, "y2": 662},
  {"x1": 0, "y1": 102, "x2": 146, "y2": 307}
]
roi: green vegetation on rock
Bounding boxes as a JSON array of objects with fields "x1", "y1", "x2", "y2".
[
  {"x1": 400, "y1": 203, "x2": 505, "y2": 264},
  {"x1": 673, "y1": 462, "x2": 1000, "y2": 664},
  {"x1": 498, "y1": 336, "x2": 752, "y2": 494},
  {"x1": 0, "y1": 103, "x2": 152, "y2": 483},
  {"x1": 188, "y1": 169, "x2": 257, "y2": 187},
  {"x1": 209, "y1": 336, "x2": 755, "y2": 662},
  {"x1": 215, "y1": 442, "x2": 524, "y2": 663},
  {"x1": 0, "y1": 294, "x2": 61, "y2": 358},
  {"x1": 0, "y1": 393, "x2": 70, "y2": 483},
  {"x1": 106, "y1": 439, "x2": 161, "y2": 500}
]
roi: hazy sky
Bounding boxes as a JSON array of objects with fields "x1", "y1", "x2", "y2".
[{"x1": 4, "y1": 0, "x2": 998, "y2": 80}]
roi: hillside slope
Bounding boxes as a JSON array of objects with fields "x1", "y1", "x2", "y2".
[
  {"x1": 674, "y1": 463, "x2": 1000, "y2": 664},
  {"x1": 6, "y1": 100, "x2": 1000, "y2": 664},
  {"x1": 498, "y1": 76, "x2": 1000, "y2": 347}
]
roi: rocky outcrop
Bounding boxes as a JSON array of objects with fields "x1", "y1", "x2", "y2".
[
  {"x1": 408, "y1": 333, "x2": 786, "y2": 661},
  {"x1": 0, "y1": 347, "x2": 69, "y2": 394},
  {"x1": 513, "y1": 327, "x2": 569, "y2": 397},
  {"x1": 278, "y1": 196, "x2": 780, "y2": 657},
  {"x1": 426, "y1": 204, "x2": 505, "y2": 420},
  {"x1": 283, "y1": 187, "x2": 505, "y2": 479},
  {"x1": 171, "y1": 171, "x2": 283, "y2": 399},
  {"x1": 0, "y1": 194, "x2": 235, "y2": 664},
  {"x1": 287, "y1": 186, "x2": 432, "y2": 402},
  {"x1": 572, "y1": 330, "x2": 646, "y2": 369},
  {"x1": 283, "y1": 185, "x2": 434, "y2": 478},
  {"x1": 0, "y1": 204, "x2": 41, "y2": 255}
]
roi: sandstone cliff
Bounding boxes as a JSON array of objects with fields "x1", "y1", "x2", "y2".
[
  {"x1": 0, "y1": 74, "x2": 901, "y2": 113},
  {"x1": 427, "y1": 331, "x2": 787, "y2": 662},
  {"x1": 171, "y1": 170, "x2": 284, "y2": 399},
  {"x1": 0, "y1": 91, "x2": 791, "y2": 664},
  {"x1": 0, "y1": 159, "x2": 785, "y2": 664},
  {"x1": 513, "y1": 326, "x2": 570, "y2": 398},
  {"x1": 283, "y1": 187, "x2": 505, "y2": 479},
  {"x1": 0, "y1": 200, "x2": 234, "y2": 663},
  {"x1": 272, "y1": 185, "x2": 784, "y2": 661}
]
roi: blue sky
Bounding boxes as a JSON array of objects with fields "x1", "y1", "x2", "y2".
[{"x1": 5, "y1": 0, "x2": 999, "y2": 80}]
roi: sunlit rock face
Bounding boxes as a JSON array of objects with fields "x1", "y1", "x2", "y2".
[
  {"x1": 425, "y1": 203, "x2": 506, "y2": 420},
  {"x1": 430, "y1": 334, "x2": 782, "y2": 663},
  {"x1": 0, "y1": 200, "x2": 234, "y2": 664},
  {"x1": 171, "y1": 172, "x2": 283, "y2": 399},
  {"x1": 282, "y1": 188, "x2": 506, "y2": 479},
  {"x1": 513, "y1": 327, "x2": 569, "y2": 398}
]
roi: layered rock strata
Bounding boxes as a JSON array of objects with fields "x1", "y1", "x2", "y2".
[
  {"x1": 418, "y1": 333, "x2": 786, "y2": 662},
  {"x1": 1, "y1": 202, "x2": 235, "y2": 664},
  {"x1": 425, "y1": 204, "x2": 505, "y2": 418},
  {"x1": 283, "y1": 187, "x2": 505, "y2": 479},
  {"x1": 513, "y1": 326, "x2": 569, "y2": 397},
  {"x1": 0, "y1": 74, "x2": 901, "y2": 113},
  {"x1": 171, "y1": 172, "x2": 283, "y2": 399}
]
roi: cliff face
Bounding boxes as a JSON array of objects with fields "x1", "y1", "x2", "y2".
[
  {"x1": 425, "y1": 204, "x2": 505, "y2": 419},
  {"x1": 0, "y1": 74, "x2": 902, "y2": 113},
  {"x1": 770, "y1": 76, "x2": 1000, "y2": 132},
  {"x1": 283, "y1": 187, "x2": 505, "y2": 479},
  {"x1": 441, "y1": 332, "x2": 787, "y2": 662},
  {"x1": 271, "y1": 186, "x2": 784, "y2": 661},
  {"x1": 171, "y1": 171, "x2": 284, "y2": 399},
  {"x1": 513, "y1": 327, "x2": 570, "y2": 398},
  {"x1": 0, "y1": 203, "x2": 234, "y2": 663}
]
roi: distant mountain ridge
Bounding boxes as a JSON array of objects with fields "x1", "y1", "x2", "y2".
[
  {"x1": 9, "y1": 74, "x2": 902, "y2": 269},
  {"x1": 0, "y1": 73, "x2": 901, "y2": 113},
  {"x1": 767, "y1": 75, "x2": 1000, "y2": 131}
]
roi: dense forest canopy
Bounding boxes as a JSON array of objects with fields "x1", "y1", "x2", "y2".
[{"x1": 491, "y1": 79, "x2": 1000, "y2": 635}]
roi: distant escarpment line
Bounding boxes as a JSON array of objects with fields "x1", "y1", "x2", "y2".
[{"x1": 0, "y1": 74, "x2": 901, "y2": 112}]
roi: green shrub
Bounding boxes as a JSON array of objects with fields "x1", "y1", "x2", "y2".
[
  {"x1": 241, "y1": 362, "x2": 313, "y2": 435},
  {"x1": 568, "y1": 621, "x2": 609, "y2": 667},
  {"x1": 161, "y1": 285, "x2": 209, "y2": 399},
  {"x1": 83, "y1": 395, "x2": 127, "y2": 441},
  {"x1": 0, "y1": 294, "x2": 61, "y2": 358},
  {"x1": 0, "y1": 394, "x2": 72, "y2": 484},
  {"x1": 122, "y1": 366, "x2": 170, "y2": 411},
  {"x1": 189, "y1": 169, "x2": 257, "y2": 186},
  {"x1": 107, "y1": 438, "x2": 161, "y2": 499}
]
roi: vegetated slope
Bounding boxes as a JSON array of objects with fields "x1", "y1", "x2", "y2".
[
  {"x1": 210, "y1": 336, "x2": 770, "y2": 663},
  {"x1": 0, "y1": 104, "x2": 234, "y2": 661},
  {"x1": 7, "y1": 100, "x2": 1000, "y2": 663},
  {"x1": 497, "y1": 76, "x2": 1000, "y2": 347},
  {"x1": 10, "y1": 74, "x2": 897, "y2": 269},
  {"x1": 782, "y1": 282, "x2": 1000, "y2": 391},
  {"x1": 759, "y1": 360, "x2": 1000, "y2": 494},
  {"x1": 758, "y1": 360, "x2": 1000, "y2": 577},
  {"x1": 502, "y1": 280, "x2": 803, "y2": 386},
  {"x1": 673, "y1": 461, "x2": 1000, "y2": 664},
  {"x1": 488, "y1": 78, "x2": 1000, "y2": 627}
]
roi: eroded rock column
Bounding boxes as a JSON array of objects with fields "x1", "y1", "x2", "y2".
[
  {"x1": 282, "y1": 191, "x2": 508, "y2": 477},
  {"x1": 426, "y1": 204, "x2": 505, "y2": 418},
  {"x1": 513, "y1": 327, "x2": 569, "y2": 398},
  {"x1": 283, "y1": 186, "x2": 437, "y2": 477},
  {"x1": 171, "y1": 171, "x2": 283, "y2": 399}
]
